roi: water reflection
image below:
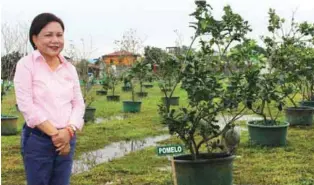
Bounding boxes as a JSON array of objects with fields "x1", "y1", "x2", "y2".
[
  {"x1": 72, "y1": 135, "x2": 170, "y2": 174},
  {"x1": 95, "y1": 115, "x2": 128, "y2": 124}
]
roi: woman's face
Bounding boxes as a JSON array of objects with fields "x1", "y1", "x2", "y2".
[{"x1": 32, "y1": 21, "x2": 64, "y2": 59}]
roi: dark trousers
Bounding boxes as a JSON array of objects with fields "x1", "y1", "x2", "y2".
[{"x1": 21, "y1": 124, "x2": 76, "y2": 185}]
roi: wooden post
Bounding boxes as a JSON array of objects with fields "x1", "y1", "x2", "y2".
[{"x1": 171, "y1": 156, "x2": 178, "y2": 185}]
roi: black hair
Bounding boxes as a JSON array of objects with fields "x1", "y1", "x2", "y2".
[{"x1": 29, "y1": 13, "x2": 65, "y2": 49}]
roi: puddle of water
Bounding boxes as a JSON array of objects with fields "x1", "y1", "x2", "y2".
[
  {"x1": 95, "y1": 115, "x2": 128, "y2": 124},
  {"x1": 95, "y1": 117, "x2": 104, "y2": 123},
  {"x1": 72, "y1": 135, "x2": 170, "y2": 174}
]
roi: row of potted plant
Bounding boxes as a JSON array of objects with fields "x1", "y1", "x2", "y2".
[
  {"x1": 83, "y1": 56, "x2": 183, "y2": 122},
  {"x1": 156, "y1": 1, "x2": 314, "y2": 184}
]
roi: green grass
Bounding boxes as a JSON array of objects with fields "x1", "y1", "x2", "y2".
[
  {"x1": 2, "y1": 82, "x2": 314, "y2": 185},
  {"x1": 89, "y1": 83, "x2": 188, "y2": 117},
  {"x1": 70, "y1": 127, "x2": 314, "y2": 185},
  {"x1": 1, "y1": 82, "x2": 187, "y2": 185},
  {"x1": 71, "y1": 147, "x2": 174, "y2": 185},
  {"x1": 234, "y1": 128, "x2": 314, "y2": 185}
]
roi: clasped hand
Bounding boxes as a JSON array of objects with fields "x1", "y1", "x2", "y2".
[{"x1": 51, "y1": 129, "x2": 71, "y2": 155}]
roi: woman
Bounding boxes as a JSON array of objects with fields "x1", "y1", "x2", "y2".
[{"x1": 14, "y1": 13, "x2": 85, "y2": 185}]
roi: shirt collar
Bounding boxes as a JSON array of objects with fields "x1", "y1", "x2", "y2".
[{"x1": 32, "y1": 50, "x2": 69, "y2": 65}]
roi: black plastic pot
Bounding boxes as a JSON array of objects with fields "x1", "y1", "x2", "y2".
[
  {"x1": 143, "y1": 84, "x2": 153, "y2": 88},
  {"x1": 174, "y1": 153, "x2": 235, "y2": 185},
  {"x1": 136, "y1": 92, "x2": 148, "y2": 97},
  {"x1": 285, "y1": 107, "x2": 313, "y2": 126},
  {"x1": 161, "y1": 96, "x2": 179, "y2": 106},
  {"x1": 107, "y1": 95, "x2": 120, "y2": 101},
  {"x1": 122, "y1": 86, "x2": 132, "y2": 92},
  {"x1": 96, "y1": 90, "x2": 107, "y2": 95},
  {"x1": 84, "y1": 107, "x2": 96, "y2": 123}
]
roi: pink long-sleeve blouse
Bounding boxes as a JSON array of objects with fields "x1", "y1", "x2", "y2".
[{"x1": 14, "y1": 50, "x2": 85, "y2": 130}]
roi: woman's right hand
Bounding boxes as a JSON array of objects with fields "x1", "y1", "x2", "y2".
[{"x1": 58, "y1": 143, "x2": 71, "y2": 156}]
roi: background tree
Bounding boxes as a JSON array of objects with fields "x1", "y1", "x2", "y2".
[
  {"x1": 1, "y1": 52, "x2": 23, "y2": 101},
  {"x1": 113, "y1": 28, "x2": 146, "y2": 75},
  {"x1": 143, "y1": 46, "x2": 168, "y2": 66},
  {"x1": 65, "y1": 37, "x2": 98, "y2": 108},
  {"x1": 263, "y1": 9, "x2": 314, "y2": 102},
  {"x1": 114, "y1": 28, "x2": 145, "y2": 55},
  {"x1": 1, "y1": 21, "x2": 30, "y2": 56}
]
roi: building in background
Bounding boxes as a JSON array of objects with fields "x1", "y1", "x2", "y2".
[
  {"x1": 166, "y1": 46, "x2": 180, "y2": 55},
  {"x1": 102, "y1": 50, "x2": 140, "y2": 76},
  {"x1": 102, "y1": 50, "x2": 139, "y2": 66}
]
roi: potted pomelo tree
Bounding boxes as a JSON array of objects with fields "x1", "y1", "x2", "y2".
[
  {"x1": 262, "y1": 9, "x2": 314, "y2": 126},
  {"x1": 106, "y1": 65, "x2": 120, "y2": 101},
  {"x1": 76, "y1": 59, "x2": 97, "y2": 122},
  {"x1": 132, "y1": 60, "x2": 152, "y2": 98},
  {"x1": 96, "y1": 71, "x2": 109, "y2": 96},
  {"x1": 159, "y1": 2, "x2": 252, "y2": 184},
  {"x1": 121, "y1": 60, "x2": 150, "y2": 113}
]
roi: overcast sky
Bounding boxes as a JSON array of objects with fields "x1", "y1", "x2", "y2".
[{"x1": 2, "y1": 0, "x2": 314, "y2": 58}]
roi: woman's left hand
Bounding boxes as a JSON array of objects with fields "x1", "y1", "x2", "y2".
[{"x1": 52, "y1": 129, "x2": 71, "y2": 150}]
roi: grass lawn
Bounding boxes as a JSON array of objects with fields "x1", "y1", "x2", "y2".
[
  {"x1": 1, "y1": 83, "x2": 186, "y2": 185},
  {"x1": 70, "y1": 126, "x2": 314, "y2": 185},
  {"x1": 2, "y1": 82, "x2": 314, "y2": 185}
]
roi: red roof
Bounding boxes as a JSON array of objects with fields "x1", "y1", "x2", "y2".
[{"x1": 103, "y1": 50, "x2": 139, "y2": 57}]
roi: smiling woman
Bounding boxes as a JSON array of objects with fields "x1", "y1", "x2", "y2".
[
  {"x1": 32, "y1": 21, "x2": 64, "y2": 65},
  {"x1": 13, "y1": 13, "x2": 85, "y2": 185},
  {"x1": 29, "y1": 13, "x2": 65, "y2": 71}
]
